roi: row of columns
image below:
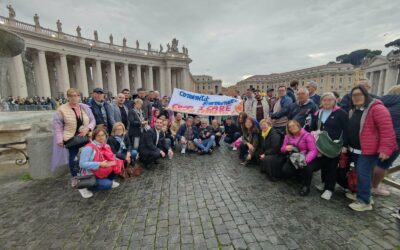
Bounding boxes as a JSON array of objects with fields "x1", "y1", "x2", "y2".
[{"x1": 7, "y1": 49, "x2": 191, "y2": 98}]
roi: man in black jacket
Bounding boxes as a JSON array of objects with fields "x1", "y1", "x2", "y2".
[
  {"x1": 89, "y1": 88, "x2": 115, "y2": 134},
  {"x1": 287, "y1": 87, "x2": 318, "y2": 129},
  {"x1": 139, "y1": 118, "x2": 168, "y2": 168},
  {"x1": 223, "y1": 116, "x2": 240, "y2": 145}
]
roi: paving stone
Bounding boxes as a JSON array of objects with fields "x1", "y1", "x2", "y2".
[{"x1": 0, "y1": 145, "x2": 399, "y2": 249}]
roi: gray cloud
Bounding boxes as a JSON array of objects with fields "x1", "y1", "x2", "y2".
[{"x1": 8, "y1": 0, "x2": 400, "y2": 86}]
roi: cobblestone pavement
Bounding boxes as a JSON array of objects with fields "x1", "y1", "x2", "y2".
[{"x1": 1, "y1": 145, "x2": 400, "y2": 250}]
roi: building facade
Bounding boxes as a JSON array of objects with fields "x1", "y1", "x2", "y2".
[
  {"x1": 193, "y1": 75, "x2": 222, "y2": 94},
  {"x1": 236, "y1": 63, "x2": 360, "y2": 97},
  {"x1": 0, "y1": 6, "x2": 193, "y2": 99},
  {"x1": 361, "y1": 51, "x2": 400, "y2": 96}
]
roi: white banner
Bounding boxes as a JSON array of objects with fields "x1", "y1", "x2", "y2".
[{"x1": 167, "y1": 88, "x2": 243, "y2": 116}]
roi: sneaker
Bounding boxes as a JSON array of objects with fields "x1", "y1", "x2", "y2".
[
  {"x1": 346, "y1": 192, "x2": 375, "y2": 205},
  {"x1": 321, "y1": 190, "x2": 333, "y2": 200},
  {"x1": 239, "y1": 160, "x2": 247, "y2": 166},
  {"x1": 111, "y1": 181, "x2": 120, "y2": 189},
  {"x1": 232, "y1": 147, "x2": 237, "y2": 151},
  {"x1": 349, "y1": 201, "x2": 373, "y2": 211},
  {"x1": 372, "y1": 187, "x2": 391, "y2": 196},
  {"x1": 345, "y1": 192, "x2": 357, "y2": 201},
  {"x1": 181, "y1": 148, "x2": 186, "y2": 154},
  {"x1": 78, "y1": 188, "x2": 93, "y2": 199},
  {"x1": 315, "y1": 183, "x2": 324, "y2": 192}
]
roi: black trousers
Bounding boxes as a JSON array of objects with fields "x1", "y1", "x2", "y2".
[
  {"x1": 139, "y1": 149, "x2": 161, "y2": 165},
  {"x1": 281, "y1": 158, "x2": 319, "y2": 187},
  {"x1": 260, "y1": 154, "x2": 285, "y2": 178},
  {"x1": 312, "y1": 155, "x2": 339, "y2": 191}
]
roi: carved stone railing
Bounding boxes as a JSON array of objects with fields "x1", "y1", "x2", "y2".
[{"x1": 0, "y1": 15, "x2": 188, "y2": 59}]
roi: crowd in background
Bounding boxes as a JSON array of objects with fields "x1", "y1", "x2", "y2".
[{"x1": 51, "y1": 79, "x2": 400, "y2": 216}]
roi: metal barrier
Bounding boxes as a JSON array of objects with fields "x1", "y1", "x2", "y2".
[{"x1": 6, "y1": 104, "x2": 53, "y2": 111}]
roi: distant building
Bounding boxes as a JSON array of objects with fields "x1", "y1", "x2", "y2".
[
  {"x1": 361, "y1": 51, "x2": 400, "y2": 96},
  {"x1": 236, "y1": 63, "x2": 361, "y2": 98},
  {"x1": 193, "y1": 75, "x2": 222, "y2": 94}
]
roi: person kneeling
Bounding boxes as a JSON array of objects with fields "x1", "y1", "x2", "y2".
[
  {"x1": 176, "y1": 117, "x2": 199, "y2": 154},
  {"x1": 281, "y1": 120, "x2": 318, "y2": 196},
  {"x1": 239, "y1": 117, "x2": 260, "y2": 166},
  {"x1": 194, "y1": 118, "x2": 215, "y2": 155},
  {"x1": 78, "y1": 128, "x2": 123, "y2": 198},
  {"x1": 258, "y1": 118, "x2": 284, "y2": 181},
  {"x1": 139, "y1": 118, "x2": 169, "y2": 169},
  {"x1": 108, "y1": 122, "x2": 139, "y2": 178}
]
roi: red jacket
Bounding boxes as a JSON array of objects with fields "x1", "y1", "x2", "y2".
[
  {"x1": 351, "y1": 99, "x2": 398, "y2": 156},
  {"x1": 86, "y1": 143, "x2": 123, "y2": 178}
]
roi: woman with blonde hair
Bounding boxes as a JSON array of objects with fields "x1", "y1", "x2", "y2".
[
  {"x1": 259, "y1": 118, "x2": 284, "y2": 181},
  {"x1": 107, "y1": 122, "x2": 138, "y2": 177},
  {"x1": 53, "y1": 88, "x2": 96, "y2": 187}
]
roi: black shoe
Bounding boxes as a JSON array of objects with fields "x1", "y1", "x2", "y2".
[
  {"x1": 154, "y1": 160, "x2": 159, "y2": 165},
  {"x1": 216, "y1": 143, "x2": 220, "y2": 147},
  {"x1": 269, "y1": 176, "x2": 279, "y2": 182},
  {"x1": 299, "y1": 186, "x2": 310, "y2": 196},
  {"x1": 208, "y1": 149, "x2": 213, "y2": 154},
  {"x1": 198, "y1": 151, "x2": 205, "y2": 155}
]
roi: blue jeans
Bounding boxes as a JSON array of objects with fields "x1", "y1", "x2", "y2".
[
  {"x1": 131, "y1": 149, "x2": 138, "y2": 163},
  {"x1": 352, "y1": 153, "x2": 379, "y2": 204},
  {"x1": 194, "y1": 135, "x2": 215, "y2": 152},
  {"x1": 90, "y1": 173, "x2": 115, "y2": 191},
  {"x1": 68, "y1": 146, "x2": 80, "y2": 177}
]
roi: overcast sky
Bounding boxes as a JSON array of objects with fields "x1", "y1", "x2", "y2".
[{"x1": 6, "y1": 0, "x2": 400, "y2": 86}]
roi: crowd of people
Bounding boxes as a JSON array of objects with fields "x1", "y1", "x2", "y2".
[{"x1": 52, "y1": 79, "x2": 400, "y2": 216}]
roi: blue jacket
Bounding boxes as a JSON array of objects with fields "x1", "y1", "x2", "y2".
[
  {"x1": 287, "y1": 87, "x2": 296, "y2": 103},
  {"x1": 310, "y1": 94, "x2": 321, "y2": 107},
  {"x1": 381, "y1": 94, "x2": 400, "y2": 143},
  {"x1": 176, "y1": 124, "x2": 199, "y2": 141},
  {"x1": 270, "y1": 95, "x2": 293, "y2": 119},
  {"x1": 288, "y1": 100, "x2": 318, "y2": 128},
  {"x1": 89, "y1": 99, "x2": 115, "y2": 131}
]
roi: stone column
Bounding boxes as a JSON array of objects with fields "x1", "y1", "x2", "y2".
[
  {"x1": 59, "y1": 54, "x2": 70, "y2": 94},
  {"x1": 94, "y1": 59, "x2": 103, "y2": 89},
  {"x1": 171, "y1": 70, "x2": 177, "y2": 90},
  {"x1": 181, "y1": 67, "x2": 190, "y2": 91},
  {"x1": 9, "y1": 54, "x2": 28, "y2": 97},
  {"x1": 385, "y1": 66, "x2": 400, "y2": 94},
  {"x1": 165, "y1": 66, "x2": 172, "y2": 96},
  {"x1": 147, "y1": 66, "x2": 154, "y2": 91},
  {"x1": 86, "y1": 64, "x2": 94, "y2": 93},
  {"x1": 108, "y1": 61, "x2": 117, "y2": 96},
  {"x1": 378, "y1": 69, "x2": 386, "y2": 96},
  {"x1": 122, "y1": 63, "x2": 130, "y2": 90},
  {"x1": 38, "y1": 50, "x2": 51, "y2": 97},
  {"x1": 135, "y1": 64, "x2": 142, "y2": 89},
  {"x1": 32, "y1": 53, "x2": 42, "y2": 95},
  {"x1": 77, "y1": 57, "x2": 89, "y2": 97}
]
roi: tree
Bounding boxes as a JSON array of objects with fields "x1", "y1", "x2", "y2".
[
  {"x1": 335, "y1": 49, "x2": 379, "y2": 65},
  {"x1": 385, "y1": 38, "x2": 400, "y2": 54}
]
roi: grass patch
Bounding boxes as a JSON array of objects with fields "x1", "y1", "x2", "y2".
[{"x1": 20, "y1": 173, "x2": 32, "y2": 181}]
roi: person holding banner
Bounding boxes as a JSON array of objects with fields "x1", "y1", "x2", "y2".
[
  {"x1": 176, "y1": 117, "x2": 199, "y2": 154},
  {"x1": 194, "y1": 118, "x2": 216, "y2": 155}
]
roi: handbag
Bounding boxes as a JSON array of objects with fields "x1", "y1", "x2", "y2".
[
  {"x1": 64, "y1": 135, "x2": 89, "y2": 149},
  {"x1": 288, "y1": 133, "x2": 307, "y2": 169},
  {"x1": 315, "y1": 111, "x2": 343, "y2": 158},
  {"x1": 347, "y1": 167, "x2": 357, "y2": 193},
  {"x1": 76, "y1": 174, "x2": 96, "y2": 189}
]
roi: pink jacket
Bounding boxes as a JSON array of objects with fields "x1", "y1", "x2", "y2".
[
  {"x1": 350, "y1": 99, "x2": 398, "y2": 156},
  {"x1": 281, "y1": 128, "x2": 318, "y2": 164}
]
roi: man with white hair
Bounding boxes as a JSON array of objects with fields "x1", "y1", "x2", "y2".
[
  {"x1": 306, "y1": 81, "x2": 321, "y2": 106},
  {"x1": 287, "y1": 87, "x2": 318, "y2": 128},
  {"x1": 339, "y1": 78, "x2": 380, "y2": 112}
]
